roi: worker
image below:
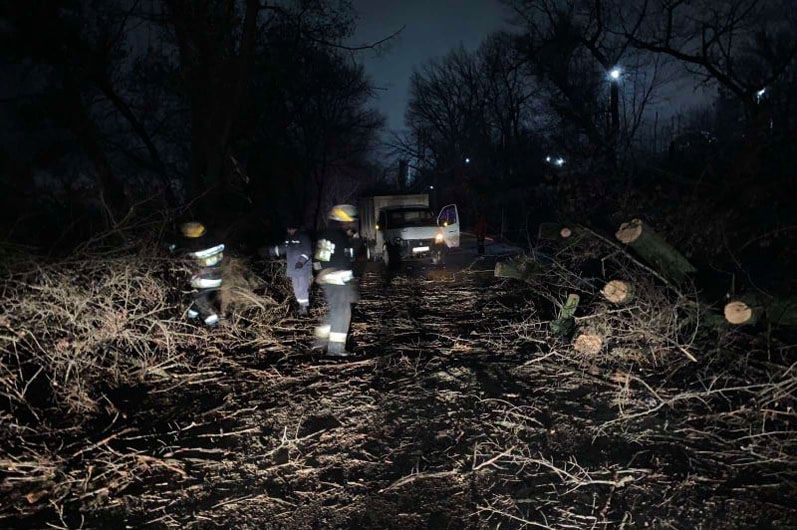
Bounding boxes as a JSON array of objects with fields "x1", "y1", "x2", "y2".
[
  {"x1": 313, "y1": 204, "x2": 359, "y2": 357},
  {"x1": 170, "y1": 221, "x2": 224, "y2": 327},
  {"x1": 474, "y1": 213, "x2": 488, "y2": 255},
  {"x1": 269, "y1": 221, "x2": 313, "y2": 315}
]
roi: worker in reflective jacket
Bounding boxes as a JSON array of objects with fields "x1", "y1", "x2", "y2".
[
  {"x1": 170, "y1": 221, "x2": 224, "y2": 327},
  {"x1": 313, "y1": 204, "x2": 359, "y2": 356},
  {"x1": 269, "y1": 222, "x2": 313, "y2": 315}
]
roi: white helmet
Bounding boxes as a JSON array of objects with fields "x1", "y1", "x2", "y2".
[{"x1": 328, "y1": 204, "x2": 358, "y2": 222}]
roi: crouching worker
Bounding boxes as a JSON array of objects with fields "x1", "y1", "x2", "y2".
[
  {"x1": 170, "y1": 221, "x2": 224, "y2": 327},
  {"x1": 314, "y1": 204, "x2": 359, "y2": 357},
  {"x1": 269, "y1": 222, "x2": 313, "y2": 315}
]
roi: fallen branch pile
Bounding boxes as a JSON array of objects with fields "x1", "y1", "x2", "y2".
[
  {"x1": 488, "y1": 219, "x2": 796, "y2": 527},
  {"x1": 0, "y1": 240, "x2": 293, "y2": 523}
]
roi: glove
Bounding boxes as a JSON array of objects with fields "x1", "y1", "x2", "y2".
[{"x1": 294, "y1": 261, "x2": 304, "y2": 270}]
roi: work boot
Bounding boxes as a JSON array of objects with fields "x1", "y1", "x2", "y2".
[
  {"x1": 326, "y1": 341, "x2": 351, "y2": 357},
  {"x1": 313, "y1": 325, "x2": 330, "y2": 350}
]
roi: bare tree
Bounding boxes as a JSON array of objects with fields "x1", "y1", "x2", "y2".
[
  {"x1": 507, "y1": 0, "x2": 659, "y2": 168},
  {"x1": 625, "y1": 0, "x2": 797, "y2": 113}
]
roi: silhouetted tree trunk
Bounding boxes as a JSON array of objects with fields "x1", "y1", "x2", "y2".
[
  {"x1": 167, "y1": 0, "x2": 261, "y2": 201},
  {"x1": 61, "y1": 72, "x2": 127, "y2": 220}
]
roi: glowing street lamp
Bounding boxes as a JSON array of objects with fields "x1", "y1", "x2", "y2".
[
  {"x1": 464, "y1": 157, "x2": 471, "y2": 164},
  {"x1": 608, "y1": 67, "x2": 622, "y2": 81},
  {"x1": 756, "y1": 87, "x2": 767, "y2": 103}
]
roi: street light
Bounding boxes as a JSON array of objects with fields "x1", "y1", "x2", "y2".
[
  {"x1": 756, "y1": 87, "x2": 767, "y2": 103},
  {"x1": 608, "y1": 66, "x2": 622, "y2": 81},
  {"x1": 464, "y1": 157, "x2": 471, "y2": 164}
]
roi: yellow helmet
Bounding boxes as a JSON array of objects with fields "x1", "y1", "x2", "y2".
[
  {"x1": 328, "y1": 204, "x2": 357, "y2": 222},
  {"x1": 180, "y1": 221, "x2": 206, "y2": 238}
]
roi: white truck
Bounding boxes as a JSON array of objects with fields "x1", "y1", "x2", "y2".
[{"x1": 358, "y1": 194, "x2": 460, "y2": 267}]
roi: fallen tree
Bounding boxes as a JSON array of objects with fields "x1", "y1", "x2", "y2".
[
  {"x1": 615, "y1": 218, "x2": 697, "y2": 286},
  {"x1": 724, "y1": 295, "x2": 797, "y2": 326}
]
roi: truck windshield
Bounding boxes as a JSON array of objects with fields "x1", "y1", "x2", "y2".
[{"x1": 387, "y1": 208, "x2": 435, "y2": 227}]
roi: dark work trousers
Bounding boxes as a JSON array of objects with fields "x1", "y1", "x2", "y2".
[
  {"x1": 289, "y1": 271, "x2": 312, "y2": 307},
  {"x1": 190, "y1": 289, "x2": 220, "y2": 325},
  {"x1": 321, "y1": 282, "x2": 358, "y2": 346}
]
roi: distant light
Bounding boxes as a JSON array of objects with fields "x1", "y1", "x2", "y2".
[
  {"x1": 428, "y1": 185, "x2": 434, "y2": 190},
  {"x1": 608, "y1": 67, "x2": 622, "y2": 81},
  {"x1": 464, "y1": 157, "x2": 471, "y2": 164},
  {"x1": 756, "y1": 88, "x2": 767, "y2": 103},
  {"x1": 546, "y1": 155, "x2": 565, "y2": 167}
]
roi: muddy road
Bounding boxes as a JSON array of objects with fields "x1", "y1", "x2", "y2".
[{"x1": 11, "y1": 240, "x2": 794, "y2": 529}]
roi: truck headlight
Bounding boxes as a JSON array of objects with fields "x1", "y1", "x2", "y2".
[{"x1": 435, "y1": 232, "x2": 444, "y2": 244}]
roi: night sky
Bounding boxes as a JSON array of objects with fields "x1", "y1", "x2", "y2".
[
  {"x1": 350, "y1": 0, "x2": 509, "y2": 133},
  {"x1": 349, "y1": 0, "x2": 710, "y2": 135}
]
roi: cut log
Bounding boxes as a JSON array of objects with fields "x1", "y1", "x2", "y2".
[
  {"x1": 550, "y1": 294, "x2": 579, "y2": 337},
  {"x1": 601, "y1": 280, "x2": 635, "y2": 304},
  {"x1": 723, "y1": 295, "x2": 797, "y2": 327},
  {"x1": 494, "y1": 259, "x2": 543, "y2": 282},
  {"x1": 615, "y1": 219, "x2": 696, "y2": 285},
  {"x1": 724, "y1": 300, "x2": 759, "y2": 325},
  {"x1": 538, "y1": 222, "x2": 576, "y2": 240},
  {"x1": 573, "y1": 333, "x2": 604, "y2": 355},
  {"x1": 494, "y1": 261, "x2": 528, "y2": 281}
]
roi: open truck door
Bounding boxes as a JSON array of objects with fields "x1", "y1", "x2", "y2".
[{"x1": 437, "y1": 204, "x2": 460, "y2": 248}]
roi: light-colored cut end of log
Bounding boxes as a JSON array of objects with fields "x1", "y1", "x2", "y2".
[
  {"x1": 602, "y1": 280, "x2": 631, "y2": 304},
  {"x1": 573, "y1": 333, "x2": 603, "y2": 355},
  {"x1": 724, "y1": 301, "x2": 753, "y2": 325},
  {"x1": 615, "y1": 218, "x2": 643, "y2": 244},
  {"x1": 560, "y1": 227, "x2": 572, "y2": 238}
]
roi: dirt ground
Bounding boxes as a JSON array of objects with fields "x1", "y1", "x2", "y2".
[{"x1": 5, "y1": 244, "x2": 796, "y2": 529}]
